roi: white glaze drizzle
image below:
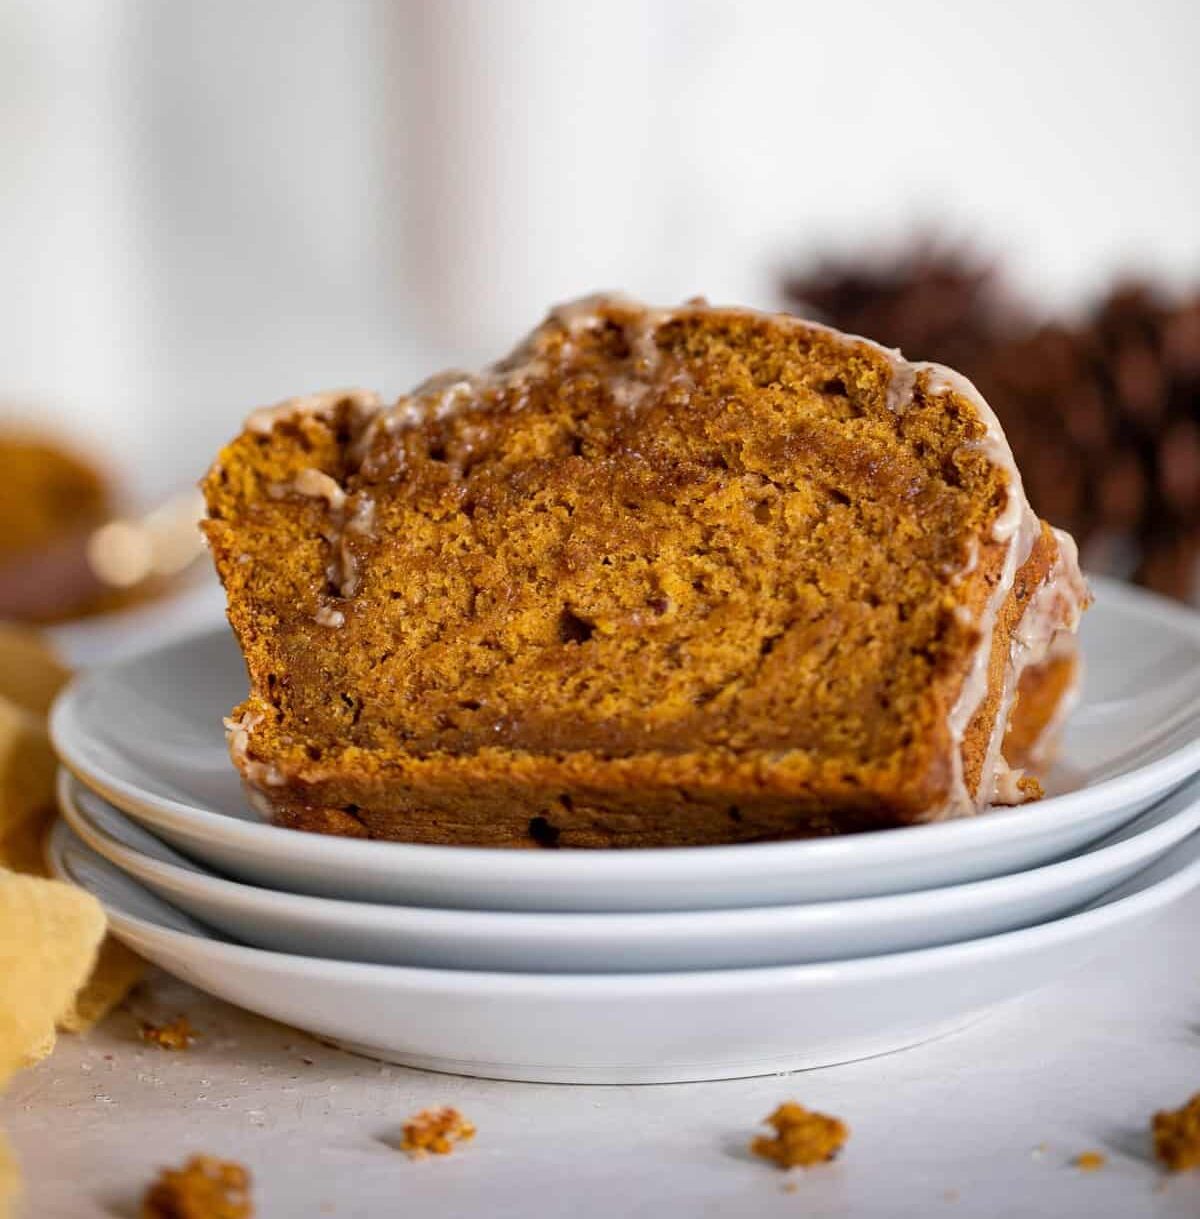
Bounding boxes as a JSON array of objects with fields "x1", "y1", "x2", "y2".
[
  {"x1": 909, "y1": 364, "x2": 1044, "y2": 816},
  {"x1": 330, "y1": 492, "x2": 377, "y2": 599},
  {"x1": 270, "y1": 467, "x2": 347, "y2": 511},
  {"x1": 884, "y1": 359, "x2": 918, "y2": 414},
  {"x1": 343, "y1": 293, "x2": 927, "y2": 454},
  {"x1": 987, "y1": 529, "x2": 1089, "y2": 798},
  {"x1": 259, "y1": 462, "x2": 377, "y2": 623},
  {"x1": 886, "y1": 361, "x2": 1083, "y2": 815},
  {"x1": 224, "y1": 709, "x2": 286, "y2": 787},
  {"x1": 244, "y1": 390, "x2": 384, "y2": 628},
  {"x1": 244, "y1": 388, "x2": 381, "y2": 436},
  {"x1": 991, "y1": 532, "x2": 1088, "y2": 797}
]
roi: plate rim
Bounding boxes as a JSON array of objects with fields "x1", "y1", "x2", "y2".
[{"x1": 46, "y1": 814, "x2": 1200, "y2": 995}]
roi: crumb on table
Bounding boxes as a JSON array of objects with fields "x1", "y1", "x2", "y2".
[
  {"x1": 750, "y1": 1102, "x2": 848, "y2": 1170},
  {"x1": 139, "y1": 1016, "x2": 197, "y2": 1051},
  {"x1": 400, "y1": 1107, "x2": 477, "y2": 1158},
  {"x1": 1074, "y1": 1150, "x2": 1106, "y2": 1172},
  {"x1": 1153, "y1": 1092, "x2": 1200, "y2": 1172},
  {"x1": 140, "y1": 1155, "x2": 253, "y2": 1219}
]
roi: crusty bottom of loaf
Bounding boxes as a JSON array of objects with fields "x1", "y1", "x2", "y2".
[{"x1": 262, "y1": 789, "x2": 928, "y2": 849}]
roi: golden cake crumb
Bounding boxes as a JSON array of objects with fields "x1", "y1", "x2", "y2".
[
  {"x1": 141, "y1": 1156, "x2": 253, "y2": 1219},
  {"x1": 1153, "y1": 1092, "x2": 1200, "y2": 1172},
  {"x1": 203, "y1": 295, "x2": 1087, "y2": 849},
  {"x1": 1074, "y1": 1150, "x2": 1106, "y2": 1172},
  {"x1": 140, "y1": 1016, "x2": 196, "y2": 1051},
  {"x1": 399, "y1": 1107, "x2": 476, "y2": 1158},
  {"x1": 750, "y1": 1102, "x2": 848, "y2": 1169}
]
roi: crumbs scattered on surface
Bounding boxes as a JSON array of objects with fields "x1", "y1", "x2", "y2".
[
  {"x1": 1153, "y1": 1092, "x2": 1200, "y2": 1172},
  {"x1": 1074, "y1": 1151, "x2": 1107, "y2": 1172},
  {"x1": 750, "y1": 1102, "x2": 848, "y2": 1170},
  {"x1": 140, "y1": 1016, "x2": 197, "y2": 1052},
  {"x1": 943, "y1": 1188, "x2": 960, "y2": 1203},
  {"x1": 399, "y1": 1108, "x2": 477, "y2": 1159},
  {"x1": 1030, "y1": 1142, "x2": 1049, "y2": 1161},
  {"x1": 140, "y1": 1155, "x2": 253, "y2": 1219}
]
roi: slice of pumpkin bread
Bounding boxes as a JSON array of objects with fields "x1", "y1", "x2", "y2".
[{"x1": 202, "y1": 295, "x2": 1088, "y2": 847}]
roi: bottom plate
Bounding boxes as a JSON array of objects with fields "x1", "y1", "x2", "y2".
[{"x1": 48, "y1": 819, "x2": 1200, "y2": 1085}]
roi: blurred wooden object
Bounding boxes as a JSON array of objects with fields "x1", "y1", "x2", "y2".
[{"x1": 0, "y1": 428, "x2": 204, "y2": 623}]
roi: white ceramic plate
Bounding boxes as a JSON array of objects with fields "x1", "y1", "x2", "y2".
[
  {"x1": 59, "y1": 767, "x2": 1200, "y2": 972},
  {"x1": 48, "y1": 818, "x2": 1200, "y2": 1083},
  {"x1": 50, "y1": 577, "x2": 1200, "y2": 911}
]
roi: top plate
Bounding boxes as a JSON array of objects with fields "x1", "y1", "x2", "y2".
[{"x1": 50, "y1": 576, "x2": 1200, "y2": 911}]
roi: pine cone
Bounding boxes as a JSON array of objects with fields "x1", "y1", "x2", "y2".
[
  {"x1": 977, "y1": 285, "x2": 1200, "y2": 599},
  {"x1": 782, "y1": 253, "x2": 1200, "y2": 602},
  {"x1": 781, "y1": 242, "x2": 1021, "y2": 374}
]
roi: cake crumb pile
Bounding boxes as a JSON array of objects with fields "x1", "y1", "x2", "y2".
[
  {"x1": 399, "y1": 1107, "x2": 477, "y2": 1158},
  {"x1": 1153, "y1": 1092, "x2": 1200, "y2": 1172},
  {"x1": 139, "y1": 1016, "x2": 196, "y2": 1052},
  {"x1": 750, "y1": 1102, "x2": 848, "y2": 1169},
  {"x1": 1073, "y1": 1150, "x2": 1106, "y2": 1172},
  {"x1": 140, "y1": 1155, "x2": 253, "y2": 1219}
]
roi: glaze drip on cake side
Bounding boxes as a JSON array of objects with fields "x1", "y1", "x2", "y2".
[
  {"x1": 914, "y1": 364, "x2": 1041, "y2": 814},
  {"x1": 987, "y1": 528, "x2": 1089, "y2": 800},
  {"x1": 888, "y1": 364, "x2": 1089, "y2": 813},
  {"x1": 245, "y1": 388, "x2": 381, "y2": 437}
]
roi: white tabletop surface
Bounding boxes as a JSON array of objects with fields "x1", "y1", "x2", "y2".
[{"x1": 3, "y1": 885, "x2": 1199, "y2": 1219}]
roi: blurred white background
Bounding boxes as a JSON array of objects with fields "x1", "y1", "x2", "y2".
[{"x1": 1, "y1": 0, "x2": 1197, "y2": 501}]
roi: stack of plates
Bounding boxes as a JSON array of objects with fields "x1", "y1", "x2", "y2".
[{"x1": 48, "y1": 576, "x2": 1200, "y2": 1084}]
